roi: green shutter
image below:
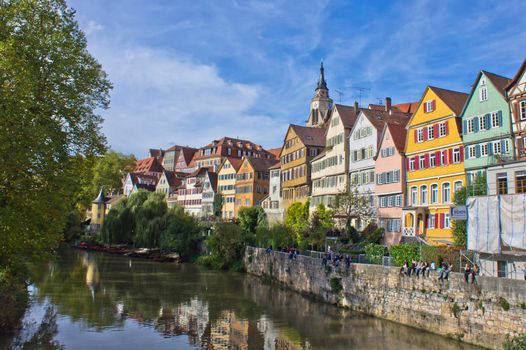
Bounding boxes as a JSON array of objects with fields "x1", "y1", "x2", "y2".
[{"x1": 475, "y1": 144, "x2": 481, "y2": 158}]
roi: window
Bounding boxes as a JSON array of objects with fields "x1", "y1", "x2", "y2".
[
  {"x1": 480, "y1": 143, "x2": 488, "y2": 157},
  {"x1": 454, "y1": 181, "x2": 463, "y2": 194},
  {"x1": 497, "y1": 173, "x2": 508, "y2": 195},
  {"x1": 420, "y1": 185, "x2": 428, "y2": 205},
  {"x1": 520, "y1": 101, "x2": 526, "y2": 121},
  {"x1": 439, "y1": 122, "x2": 447, "y2": 137},
  {"x1": 425, "y1": 100, "x2": 434, "y2": 113},
  {"x1": 467, "y1": 119, "x2": 474, "y2": 133},
  {"x1": 430, "y1": 153, "x2": 436, "y2": 167},
  {"x1": 468, "y1": 146, "x2": 476, "y2": 159},
  {"x1": 442, "y1": 183, "x2": 450, "y2": 203},
  {"x1": 417, "y1": 129, "x2": 424, "y2": 142},
  {"x1": 419, "y1": 156, "x2": 425, "y2": 169},
  {"x1": 491, "y1": 112, "x2": 500, "y2": 128},
  {"x1": 444, "y1": 214, "x2": 451, "y2": 229},
  {"x1": 431, "y1": 184, "x2": 438, "y2": 204},
  {"x1": 428, "y1": 126, "x2": 434, "y2": 140},
  {"x1": 428, "y1": 214, "x2": 435, "y2": 229},
  {"x1": 516, "y1": 171, "x2": 526, "y2": 194},
  {"x1": 452, "y1": 148, "x2": 461, "y2": 163},
  {"x1": 411, "y1": 187, "x2": 417, "y2": 206},
  {"x1": 493, "y1": 141, "x2": 502, "y2": 154},
  {"x1": 395, "y1": 195, "x2": 401, "y2": 207},
  {"x1": 479, "y1": 115, "x2": 486, "y2": 130},
  {"x1": 479, "y1": 87, "x2": 488, "y2": 102},
  {"x1": 409, "y1": 158, "x2": 415, "y2": 171}
]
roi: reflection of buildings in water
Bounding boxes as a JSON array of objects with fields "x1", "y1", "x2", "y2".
[
  {"x1": 81, "y1": 253, "x2": 100, "y2": 299},
  {"x1": 209, "y1": 310, "x2": 249, "y2": 350},
  {"x1": 154, "y1": 297, "x2": 209, "y2": 345},
  {"x1": 257, "y1": 316, "x2": 279, "y2": 350}
]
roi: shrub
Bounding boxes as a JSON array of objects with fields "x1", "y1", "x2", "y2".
[
  {"x1": 330, "y1": 277, "x2": 343, "y2": 294},
  {"x1": 199, "y1": 223, "x2": 245, "y2": 270},
  {"x1": 504, "y1": 334, "x2": 526, "y2": 350},
  {"x1": 362, "y1": 228, "x2": 384, "y2": 245},
  {"x1": 421, "y1": 245, "x2": 440, "y2": 264},
  {"x1": 499, "y1": 297, "x2": 511, "y2": 311},
  {"x1": 364, "y1": 243, "x2": 386, "y2": 265},
  {"x1": 389, "y1": 244, "x2": 420, "y2": 266}
]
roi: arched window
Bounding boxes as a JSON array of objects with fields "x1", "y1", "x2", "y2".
[
  {"x1": 411, "y1": 187, "x2": 417, "y2": 205},
  {"x1": 420, "y1": 185, "x2": 428, "y2": 205},
  {"x1": 442, "y1": 183, "x2": 451, "y2": 203},
  {"x1": 431, "y1": 184, "x2": 438, "y2": 204}
]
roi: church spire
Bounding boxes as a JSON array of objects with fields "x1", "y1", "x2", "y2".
[{"x1": 316, "y1": 61, "x2": 328, "y2": 91}]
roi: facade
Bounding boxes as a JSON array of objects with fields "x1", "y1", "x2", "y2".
[
  {"x1": 506, "y1": 58, "x2": 526, "y2": 159},
  {"x1": 306, "y1": 62, "x2": 333, "y2": 128},
  {"x1": 155, "y1": 170, "x2": 186, "y2": 197},
  {"x1": 261, "y1": 162, "x2": 284, "y2": 223},
  {"x1": 348, "y1": 105, "x2": 411, "y2": 230},
  {"x1": 217, "y1": 157, "x2": 243, "y2": 220},
  {"x1": 176, "y1": 168, "x2": 210, "y2": 217},
  {"x1": 193, "y1": 137, "x2": 274, "y2": 172},
  {"x1": 123, "y1": 172, "x2": 160, "y2": 196},
  {"x1": 375, "y1": 123, "x2": 408, "y2": 245},
  {"x1": 280, "y1": 125, "x2": 325, "y2": 210},
  {"x1": 486, "y1": 160, "x2": 526, "y2": 195},
  {"x1": 403, "y1": 86, "x2": 468, "y2": 245},
  {"x1": 201, "y1": 171, "x2": 218, "y2": 218},
  {"x1": 90, "y1": 189, "x2": 107, "y2": 231},
  {"x1": 175, "y1": 147, "x2": 199, "y2": 173},
  {"x1": 460, "y1": 71, "x2": 513, "y2": 183},
  {"x1": 234, "y1": 157, "x2": 278, "y2": 215}
]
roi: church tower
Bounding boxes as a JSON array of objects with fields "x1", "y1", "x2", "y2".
[{"x1": 306, "y1": 62, "x2": 333, "y2": 127}]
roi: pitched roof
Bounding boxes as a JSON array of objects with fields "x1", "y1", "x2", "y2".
[
  {"x1": 149, "y1": 149, "x2": 164, "y2": 158},
  {"x1": 429, "y1": 86, "x2": 468, "y2": 116},
  {"x1": 393, "y1": 102, "x2": 419, "y2": 114},
  {"x1": 269, "y1": 161, "x2": 281, "y2": 170},
  {"x1": 92, "y1": 188, "x2": 107, "y2": 203},
  {"x1": 482, "y1": 70, "x2": 511, "y2": 98},
  {"x1": 386, "y1": 123, "x2": 408, "y2": 153},
  {"x1": 134, "y1": 157, "x2": 164, "y2": 173},
  {"x1": 358, "y1": 109, "x2": 411, "y2": 148},
  {"x1": 267, "y1": 147, "x2": 282, "y2": 159},
  {"x1": 195, "y1": 136, "x2": 273, "y2": 160},
  {"x1": 206, "y1": 172, "x2": 218, "y2": 191},
  {"x1": 179, "y1": 147, "x2": 199, "y2": 163},
  {"x1": 245, "y1": 157, "x2": 279, "y2": 172},
  {"x1": 163, "y1": 170, "x2": 186, "y2": 187},
  {"x1": 334, "y1": 104, "x2": 361, "y2": 129},
  {"x1": 506, "y1": 57, "x2": 526, "y2": 91},
  {"x1": 289, "y1": 124, "x2": 326, "y2": 147}
]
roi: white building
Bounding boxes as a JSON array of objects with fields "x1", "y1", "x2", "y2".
[
  {"x1": 201, "y1": 171, "x2": 218, "y2": 218},
  {"x1": 310, "y1": 104, "x2": 360, "y2": 211},
  {"x1": 348, "y1": 103, "x2": 410, "y2": 229},
  {"x1": 486, "y1": 160, "x2": 526, "y2": 195},
  {"x1": 176, "y1": 168, "x2": 210, "y2": 217},
  {"x1": 262, "y1": 162, "x2": 285, "y2": 223}
]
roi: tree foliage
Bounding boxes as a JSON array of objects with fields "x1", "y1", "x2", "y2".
[
  {"x1": 199, "y1": 223, "x2": 245, "y2": 270},
  {"x1": 333, "y1": 185, "x2": 374, "y2": 231},
  {"x1": 92, "y1": 151, "x2": 136, "y2": 196},
  {"x1": 284, "y1": 201, "x2": 310, "y2": 247},
  {"x1": 213, "y1": 193, "x2": 223, "y2": 218}
]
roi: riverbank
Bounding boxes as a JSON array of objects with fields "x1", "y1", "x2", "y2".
[
  {"x1": 73, "y1": 243, "x2": 181, "y2": 262},
  {"x1": 244, "y1": 247, "x2": 526, "y2": 350}
]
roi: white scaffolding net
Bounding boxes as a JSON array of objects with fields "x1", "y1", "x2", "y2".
[{"x1": 467, "y1": 194, "x2": 526, "y2": 254}]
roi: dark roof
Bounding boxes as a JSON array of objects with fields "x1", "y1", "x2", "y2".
[
  {"x1": 316, "y1": 61, "x2": 328, "y2": 91},
  {"x1": 163, "y1": 170, "x2": 185, "y2": 188},
  {"x1": 269, "y1": 161, "x2": 281, "y2": 170},
  {"x1": 149, "y1": 149, "x2": 164, "y2": 158},
  {"x1": 386, "y1": 123, "x2": 408, "y2": 153},
  {"x1": 393, "y1": 102, "x2": 419, "y2": 113},
  {"x1": 246, "y1": 157, "x2": 279, "y2": 172},
  {"x1": 506, "y1": 57, "x2": 526, "y2": 91},
  {"x1": 429, "y1": 86, "x2": 468, "y2": 116},
  {"x1": 289, "y1": 124, "x2": 326, "y2": 147},
  {"x1": 482, "y1": 70, "x2": 511, "y2": 98},
  {"x1": 359, "y1": 109, "x2": 411, "y2": 148},
  {"x1": 92, "y1": 188, "x2": 107, "y2": 203},
  {"x1": 334, "y1": 104, "x2": 361, "y2": 130},
  {"x1": 207, "y1": 172, "x2": 218, "y2": 192}
]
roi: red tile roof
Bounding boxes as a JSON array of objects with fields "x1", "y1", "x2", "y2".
[
  {"x1": 429, "y1": 86, "x2": 468, "y2": 116},
  {"x1": 393, "y1": 102, "x2": 419, "y2": 114},
  {"x1": 506, "y1": 57, "x2": 526, "y2": 91},
  {"x1": 134, "y1": 157, "x2": 164, "y2": 173},
  {"x1": 386, "y1": 123, "x2": 408, "y2": 153},
  {"x1": 267, "y1": 147, "x2": 282, "y2": 159},
  {"x1": 245, "y1": 157, "x2": 279, "y2": 172},
  {"x1": 334, "y1": 104, "x2": 361, "y2": 130},
  {"x1": 289, "y1": 124, "x2": 326, "y2": 147}
]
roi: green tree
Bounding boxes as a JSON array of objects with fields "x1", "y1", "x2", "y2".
[
  {"x1": 238, "y1": 206, "x2": 267, "y2": 245},
  {"x1": 284, "y1": 201, "x2": 310, "y2": 247},
  {"x1": 160, "y1": 206, "x2": 201, "y2": 258},
  {"x1": 92, "y1": 151, "x2": 136, "y2": 196},
  {"x1": 333, "y1": 185, "x2": 374, "y2": 234},
  {"x1": 0, "y1": 0, "x2": 111, "y2": 332},
  {"x1": 307, "y1": 204, "x2": 333, "y2": 250},
  {"x1": 213, "y1": 192, "x2": 224, "y2": 218},
  {"x1": 200, "y1": 223, "x2": 245, "y2": 270}
]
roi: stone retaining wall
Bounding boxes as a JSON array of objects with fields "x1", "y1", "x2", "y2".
[{"x1": 244, "y1": 247, "x2": 526, "y2": 349}]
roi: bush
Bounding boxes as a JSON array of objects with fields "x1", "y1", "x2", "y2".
[
  {"x1": 199, "y1": 223, "x2": 246, "y2": 271},
  {"x1": 389, "y1": 244, "x2": 420, "y2": 266},
  {"x1": 363, "y1": 228, "x2": 384, "y2": 245},
  {"x1": 421, "y1": 245, "x2": 440, "y2": 264},
  {"x1": 504, "y1": 334, "x2": 526, "y2": 350},
  {"x1": 364, "y1": 243, "x2": 386, "y2": 264}
]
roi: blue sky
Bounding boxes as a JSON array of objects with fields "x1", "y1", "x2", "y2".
[{"x1": 70, "y1": 0, "x2": 526, "y2": 157}]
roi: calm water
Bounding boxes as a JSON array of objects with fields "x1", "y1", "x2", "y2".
[{"x1": 1, "y1": 247, "x2": 482, "y2": 350}]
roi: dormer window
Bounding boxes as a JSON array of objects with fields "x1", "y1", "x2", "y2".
[{"x1": 424, "y1": 100, "x2": 435, "y2": 113}]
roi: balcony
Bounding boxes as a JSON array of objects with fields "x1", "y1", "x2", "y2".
[{"x1": 403, "y1": 227, "x2": 415, "y2": 236}]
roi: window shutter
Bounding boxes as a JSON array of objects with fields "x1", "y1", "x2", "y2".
[
  {"x1": 424, "y1": 214, "x2": 428, "y2": 228},
  {"x1": 424, "y1": 153, "x2": 429, "y2": 168},
  {"x1": 414, "y1": 130, "x2": 418, "y2": 143},
  {"x1": 435, "y1": 151, "x2": 441, "y2": 166},
  {"x1": 474, "y1": 116, "x2": 479, "y2": 132},
  {"x1": 423, "y1": 127, "x2": 428, "y2": 141},
  {"x1": 448, "y1": 148, "x2": 453, "y2": 163},
  {"x1": 434, "y1": 123, "x2": 439, "y2": 136},
  {"x1": 464, "y1": 146, "x2": 470, "y2": 159},
  {"x1": 424, "y1": 103, "x2": 427, "y2": 113},
  {"x1": 485, "y1": 113, "x2": 491, "y2": 130},
  {"x1": 406, "y1": 158, "x2": 410, "y2": 171},
  {"x1": 414, "y1": 156, "x2": 419, "y2": 170},
  {"x1": 476, "y1": 144, "x2": 481, "y2": 158},
  {"x1": 487, "y1": 142, "x2": 493, "y2": 156},
  {"x1": 518, "y1": 138, "x2": 524, "y2": 156},
  {"x1": 459, "y1": 146, "x2": 464, "y2": 162},
  {"x1": 445, "y1": 120, "x2": 449, "y2": 135},
  {"x1": 440, "y1": 213, "x2": 445, "y2": 229},
  {"x1": 498, "y1": 111, "x2": 503, "y2": 127},
  {"x1": 501, "y1": 139, "x2": 507, "y2": 153},
  {"x1": 431, "y1": 100, "x2": 436, "y2": 111},
  {"x1": 463, "y1": 120, "x2": 467, "y2": 134},
  {"x1": 435, "y1": 213, "x2": 439, "y2": 229}
]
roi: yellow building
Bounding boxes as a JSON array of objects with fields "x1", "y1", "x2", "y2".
[
  {"x1": 217, "y1": 157, "x2": 242, "y2": 220},
  {"x1": 234, "y1": 157, "x2": 277, "y2": 216},
  {"x1": 403, "y1": 86, "x2": 468, "y2": 245},
  {"x1": 280, "y1": 124, "x2": 325, "y2": 210},
  {"x1": 90, "y1": 189, "x2": 107, "y2": 231}
]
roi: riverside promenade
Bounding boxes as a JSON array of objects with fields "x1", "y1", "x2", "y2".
[{"x1": 244, "y1": 247, "x2": 526, "y2": 350}]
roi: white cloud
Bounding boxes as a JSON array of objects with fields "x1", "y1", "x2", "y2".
[{"x1": 84, "y1": 20, "x2": 104, "y2": 35}]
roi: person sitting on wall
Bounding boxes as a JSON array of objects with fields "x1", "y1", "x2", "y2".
[
  {"x1": 345, "y1": 254, "x2": 351, "y2": 268},
  {"x1": 438, "y1": 262, "x2": 451, "y2": 282},
  {"x1": 400, "y1": 260, "x2": 408, "y2": 276},
  {"x1": 464, "y1": 263, "x2": 471, "y2": 283},
  {"x1": 470, "y1": 264, "x2": 479, "y2": 284},
  {"x1": 429, "y1": 261, "x2": 436, "y2": 277},
  {"x1": 523, "y1": 264, "x2": 526, "y2": 281}
]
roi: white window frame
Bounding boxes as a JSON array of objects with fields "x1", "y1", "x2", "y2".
[
  {"x1": 479, "y1": 86, "x2": 488, "y2": 102},
  {"x1": 428, "y1": 214, "x2": 435, "y2": 229},
  {"x1": 480, "y1": 143, "x2": 488, "y2": 157},
  {"x1": 417, "y1": 129, "x2": 424, "y2": 143},
  {"x1": 411, "y1": 187, "x2": 417, "y2": 206},
  {"x1": 442, "y1": 182, "x2": 451, "y2": 203},
  {"x1": 467, "y1": 119, "x2": 474, "y2": 133},
  {"x1": 493, "y1": 141, "x2": 502, "y2": 155},
  {"x1": 444, "y1": 213, "x2": 451, "y2": 229},
  {"x1": 430, "y1": 153, "x2": 436, "y2": 167},
  {"x1": 454, "y1": 181, "x2": 463, "y2": 194},
  {"x1": 420, "y1": 185, "x2": 428, "y2": 205},
  {"x1": 419, "y1": 157, "x2": 425, "y2": 169},
  {"x1": 425, "y1": 100, "x2": 433, "y2": 113},
  {"x1": 520, "y1": 100, "x2": 526, "y2": 121},
  {"x1": 452, "y1": 148, "x2": 461, "y2": 163},
  {"x1": 428, "y1": 126, "x2": 434, "y2": 140},
  {"x1": 491, "y1": 112, "x2": 500, "y2": 128},
  {"x1": 430, "y1": 184, "x2": 438, "y2": 204},
  {"x1": 469, "y1": 146, "x2": 476, "y2": 159},
  {"x1": 409, "y1": 158, "x2": 415, "y2": 171},
  {"x1": 439, "y1": 122, "x2": 447, "y2": 137},
  {"x1": 479, "y1": 115, "x2": 486, "y2": 130}
]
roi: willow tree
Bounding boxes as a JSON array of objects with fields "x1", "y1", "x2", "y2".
[{"x1": 0, "y1": 0, "x2": 111, "y2": 329}]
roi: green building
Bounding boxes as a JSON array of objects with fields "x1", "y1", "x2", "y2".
[{"x1": 460, "y1": 71, "x2": 513, "y2": 184}]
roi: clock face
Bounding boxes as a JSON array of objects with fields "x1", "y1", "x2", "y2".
[{"x1": 312, "y1": 101, "x2": 319, "y2": 109}]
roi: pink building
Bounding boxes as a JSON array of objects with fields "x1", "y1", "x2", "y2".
[{"x1": 374, "y1": 123, "x2": 407, "y2": 245}]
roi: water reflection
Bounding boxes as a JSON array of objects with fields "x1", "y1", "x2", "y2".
[{"x1": 0, "y1": 247, "x2": 483, "y2": 350}]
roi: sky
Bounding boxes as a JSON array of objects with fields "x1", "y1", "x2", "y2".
[{"x1": 69, "y1": 0, "x2": 526, "y2": 158}]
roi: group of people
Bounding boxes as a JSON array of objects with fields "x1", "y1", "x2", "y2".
[
  {"x1": 463, "y1": 263, "x2": 479, "y2": 284},
  {"x1": 321, "y1": 251, "x2": 351, "y2": 268},
  {"x1": 400, "y1": 260, "x2": 436, "y2": 278}
]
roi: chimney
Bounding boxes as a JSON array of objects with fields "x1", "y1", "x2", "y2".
[
  {"x1": 354, "y1": 101, "x2": 359, "y2": 112},
  {"x1": 385, "y1": 97, "x2": 392, "y2": 112}
]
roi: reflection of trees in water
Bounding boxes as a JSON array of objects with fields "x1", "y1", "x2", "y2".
[{"x1": 10, "y1": 305, "x2": 63, "y2": 350}]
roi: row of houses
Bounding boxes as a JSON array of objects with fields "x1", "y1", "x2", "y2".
[{"x1": 101, "y1": 57, "x2": 526, "y2": 248}]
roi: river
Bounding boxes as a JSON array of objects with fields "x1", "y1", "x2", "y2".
[{"x1": 0, "y1": 247, "x2": 482, "y2": 350}]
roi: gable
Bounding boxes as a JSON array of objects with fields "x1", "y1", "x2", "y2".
[
  {"x1": 407, "y1": 88, "x2": 455, "y2": 128},
  {"x1": 349, "y1": 113, "x2": 374, "y2": 143},
  {"x1": 461, "y1": 72, "x2": 509, "y2": 120}
]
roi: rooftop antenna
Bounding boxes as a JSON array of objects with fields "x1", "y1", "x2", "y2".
[
  {"x1": 376, "y1": 97, "x2": 384, "y2": 105},
  {"x1": 348, "y1": 86, "x2": 370, "y2": 107},
  {"x1": 335, "y1": 89, "x2": 344, "y2": 104}
]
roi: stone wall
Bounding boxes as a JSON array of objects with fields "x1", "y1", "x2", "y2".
[{"x1": 244, "y1": 247, "x2": 526, "y2": 350}]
